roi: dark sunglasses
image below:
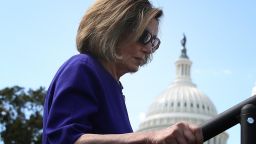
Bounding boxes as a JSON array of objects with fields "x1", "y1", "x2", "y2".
[{"x1": 138, "y1": 29, "x2": 161, "y2": 53}]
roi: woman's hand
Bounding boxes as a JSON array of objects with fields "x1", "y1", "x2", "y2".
[{"x1": 146, "y1": 122, "x2": 203, "y2": 144}]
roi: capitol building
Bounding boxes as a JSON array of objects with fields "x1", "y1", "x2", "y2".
[{"x1": 137, "y1": 36, "x2": 229, "y2": 144}]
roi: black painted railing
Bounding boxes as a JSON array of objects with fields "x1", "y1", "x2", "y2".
[{"x1": 201, "y1": 95, "x2": 256, "y2": 144}]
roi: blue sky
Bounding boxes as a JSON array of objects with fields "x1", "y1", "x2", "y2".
[{"x1": 1, "y1": 0, "x2": 256, "y2": 143}]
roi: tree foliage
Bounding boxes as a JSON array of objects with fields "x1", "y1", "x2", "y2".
[{"x1": 0, "y1": 86, "x2": 45, "y2": 144}]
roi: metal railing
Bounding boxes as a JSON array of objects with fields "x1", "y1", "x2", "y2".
[{"x1": 201, "y1": 95, "x2": 256, "y2": 144}]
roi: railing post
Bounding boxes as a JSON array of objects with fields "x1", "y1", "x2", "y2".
[
  {"x1": 201, "y1": 95, "x2": 256, "y2": 142},
  {"x1": 240, "y1": 104, "x2": 256, "y2": 144}
]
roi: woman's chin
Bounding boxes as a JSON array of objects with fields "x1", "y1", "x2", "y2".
[{"x1": 128, "y1": 65, "x2": 140, "y2": 73}]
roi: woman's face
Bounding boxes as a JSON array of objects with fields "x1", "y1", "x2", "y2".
[{"x1": 116, "y1": 18, "x2": 159, "y2": 74}]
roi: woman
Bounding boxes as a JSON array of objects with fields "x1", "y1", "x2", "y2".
[{"x1": 43, "y1": 0, "x2": 203, "y2": 144}]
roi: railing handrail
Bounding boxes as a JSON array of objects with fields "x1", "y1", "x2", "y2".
[{"x1": 201, "y1": 95, "x2": 256, "y2": 141}]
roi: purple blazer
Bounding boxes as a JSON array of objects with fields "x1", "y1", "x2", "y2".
[{"x1": 43, "y1": 54, "x2": 133, "y2": 144}]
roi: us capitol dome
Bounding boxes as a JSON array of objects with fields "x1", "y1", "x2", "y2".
[{"x1": 137, "y1": 35, "x2": 228, "y2": 144}]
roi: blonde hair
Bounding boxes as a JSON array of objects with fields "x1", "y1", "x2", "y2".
[{"x1": 76, "y1": 0, "x2": 163, "y2": 62}]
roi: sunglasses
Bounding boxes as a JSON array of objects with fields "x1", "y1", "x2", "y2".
[{"x1": 138, "y1": 29, "x2": 160, "y2": 53}]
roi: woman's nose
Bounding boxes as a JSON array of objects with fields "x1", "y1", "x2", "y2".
[{"x1": 141, "y1": 44, "x2": 152, "y2": 54}]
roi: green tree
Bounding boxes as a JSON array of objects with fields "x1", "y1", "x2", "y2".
[{"x1": 0, "y1": 86, "x2": 45, "y2": 144}]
